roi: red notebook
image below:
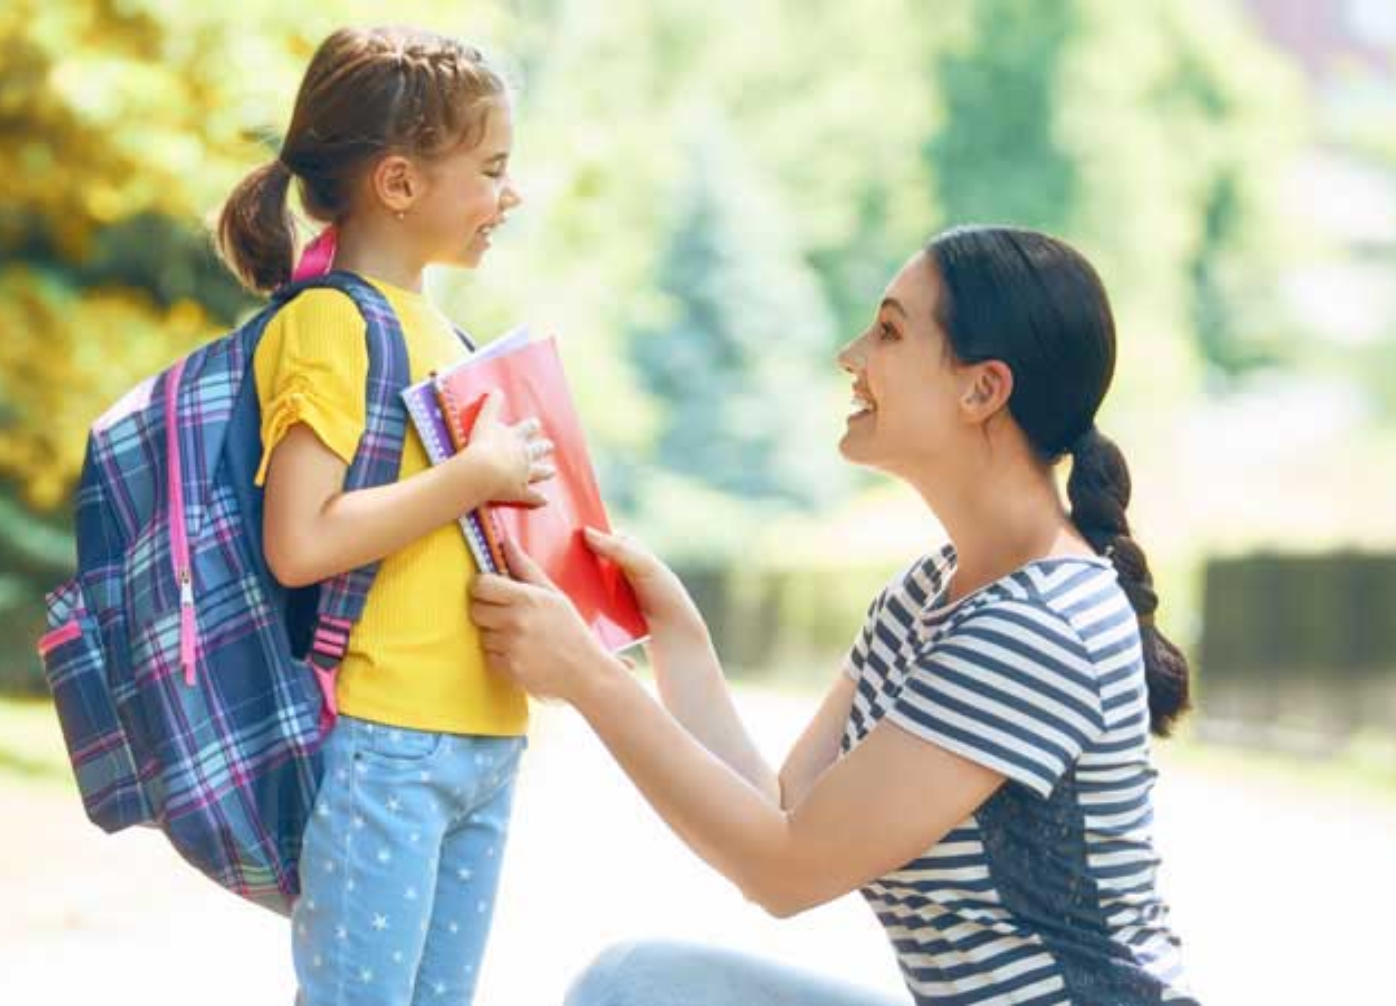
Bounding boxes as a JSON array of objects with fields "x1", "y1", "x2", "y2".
[{"x1": 435, "y1": 335, "x2": 648, "y2": 653}]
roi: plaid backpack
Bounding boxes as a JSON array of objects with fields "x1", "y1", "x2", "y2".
[{"x1": 36, "y1": 271, "x2": 416, "y2": 915}]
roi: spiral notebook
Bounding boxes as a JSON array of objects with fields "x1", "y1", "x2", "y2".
[
  {"x1": 400, "y1": 328, "x2": 648, "y2": 653},
  {"x1": 401, "y1": 371, "x2": 504, "y2": 575}
]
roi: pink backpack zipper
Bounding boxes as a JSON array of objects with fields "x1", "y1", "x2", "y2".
[{"x1": 165, "y1": 358, "x2": 198, "y2": 686}]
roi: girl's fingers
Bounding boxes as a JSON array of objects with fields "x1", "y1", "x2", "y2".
[
  {"x1": 529, "y1": 463, "x2": 557, "y2": 483},
  {"x1": 469, "y1": 601, "x2": 508, "y2": 629},
  {"x1": 479, "y1": 628, "x2": 509, "y2": 654},
  {"x1": 475, "y1": 391, "x2": 501, "y2": 428},
  {"x1": 471, "y1": 573, "x2": 525, "y2": 604}
]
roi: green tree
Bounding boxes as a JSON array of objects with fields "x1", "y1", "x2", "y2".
[
  {"x1": 629, "y1": 113, "x2": 848, "y2": 515},
  {"x1": 922, "y1": 0, "x2": 1304, "y2": 438},
  {"x1": 928, "y1": 0, "x2": 1077, "y2": 233},
  {"x1": 0, "y1": 0, "x2": 518, "y2": 687},
  {"x1": 0, "y1": 0, "x2": 1316, "y2": 688}
]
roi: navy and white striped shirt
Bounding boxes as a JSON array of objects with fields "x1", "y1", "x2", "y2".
[{"x1": 842, "y1": 545, "x2": 1197, "y2": 1006}]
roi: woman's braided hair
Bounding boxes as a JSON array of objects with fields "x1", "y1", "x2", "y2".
[
  {"x1": 926, "y1": 225, "x2": 1191, "y2": 736},
  {"x1": 1066, "y1": 427, "x2": 1190, "y2": 735}
]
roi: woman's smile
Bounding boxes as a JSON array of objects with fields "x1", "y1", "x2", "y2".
[{"x1": 847, "y1": 384, "x2": 877, "y2": 423}]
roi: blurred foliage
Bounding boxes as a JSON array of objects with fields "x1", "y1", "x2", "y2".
[
  {"x1": 0, "y1": 0, "x2": 1321, "y2": 690},
  {"x1": 1326, "y1": 44, "x2": 1396, "y2": 425},
  {"x1": 0, "y1": 266, "x2": 211, "y2": 510},
  {"x1": 443, "y1": 0, "x2": 1310, "y2": 556},
  {"x1": 930, "y1": 0, "x2": 1307, "y2": 402},
  {"x1": 0, "y1": 698, "x2": 74, "y2": 784},
  {"x1": 628, "y1": 113, "x2": 847, "y2": 509}
]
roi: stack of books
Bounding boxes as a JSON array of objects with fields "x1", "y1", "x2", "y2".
[{"x1": 401, "y1": 328, "x2": 647, "y2": 653}]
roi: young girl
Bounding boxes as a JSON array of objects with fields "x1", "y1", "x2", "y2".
[
  {"x1": 472, "y1": 226, "x2": 1200, "y2": 1004},
  {"x1": 215, "y1": 25, "x2": 552, "y2": 1006}
]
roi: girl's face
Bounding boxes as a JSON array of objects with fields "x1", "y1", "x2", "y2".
[
  {"x1": 836, "y1": 252, "x2": 1002, "y2": 477},
  {"x1": 415, "y1": 100, "x2": 522, "y2": 269}
]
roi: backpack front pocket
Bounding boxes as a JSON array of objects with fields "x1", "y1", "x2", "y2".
[{"x1": 40, "y1": 581, "x2": 152, "y2": 832}]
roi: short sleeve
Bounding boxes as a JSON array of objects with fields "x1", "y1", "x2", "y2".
[
  {"x1": 844, "y1": 547, "x2": 956, "y2": 682},
  {"x1": 886, "y1": 598, "x2": 1106, "y2": 798},
  {"x1": 252, "y1": 290, "x2": 370, "y2": 486},
  {"x1": 843, "y1": 589, "x2": 885, "y2": 681}
]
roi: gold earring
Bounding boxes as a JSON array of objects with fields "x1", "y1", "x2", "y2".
[{"x1": 395, "y1": 210, "x2": 406, "y2": 220}]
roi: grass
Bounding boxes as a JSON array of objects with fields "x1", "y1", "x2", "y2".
[
  {"x1": 1160, "y1": 725, "x2": 1396, "y2": 805},
  {"x1": 0, "y1": 697, "x2": 74, "y2": 789}
]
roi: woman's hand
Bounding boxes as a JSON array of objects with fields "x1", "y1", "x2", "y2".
[
  {"x1": 470, "y1": 539, "x2": 625, "y2": 705},
  {"x1": 582, "y1": 527, "x2": 704, "y2": 637},
  {"x1": 458, "y1": 391, "x2": 556, "y2": 507}
]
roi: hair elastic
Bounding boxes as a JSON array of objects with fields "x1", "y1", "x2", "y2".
[{"x1": 292, "y1": 226, "x2": 338, "y2": 282}]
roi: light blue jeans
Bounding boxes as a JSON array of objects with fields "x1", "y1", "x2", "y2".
[
  {"x1": 292, "y1": 716, "x2": 526, "y2": 1006},
  {"x1": 563, "y1": 940, "x2": 911, "y2": 1006}
]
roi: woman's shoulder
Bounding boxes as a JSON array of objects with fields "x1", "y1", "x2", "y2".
[
  {"x1": 1004, "y1": 556, "x2": 1129, "y2": 642},
  {"x1": 940, "y1": 557, "x2": 1126, "y2": 675},
  {"x1": 868, "y1": 543, "x2": 957, "y2": 618}
]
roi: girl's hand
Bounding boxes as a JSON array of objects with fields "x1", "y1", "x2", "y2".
[
  {"x1": 460, "y1": 391, "x2": 556, "y2": 507},
  {"x1": 471, "y1": 539, "x2": 623, "y2": 704},
  {"x1": 582, "y1": 527, "x2": 704, "y2": 636}
]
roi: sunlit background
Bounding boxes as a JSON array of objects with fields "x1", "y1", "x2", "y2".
[{"x1": 2, "y1": 0, "x2": 1393, "y2": 1003}]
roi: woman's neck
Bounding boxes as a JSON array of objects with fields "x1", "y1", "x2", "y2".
[
  {"x1": 904, "y1": 446, "x2": 1090, "y2": 604},
  {"x1": 332, "y1": 218, "x2": 427, "y2": 293}
]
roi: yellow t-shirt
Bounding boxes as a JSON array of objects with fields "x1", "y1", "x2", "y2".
[{"x1": 252, "y1": 275, "x2": 527, "y2": 737}]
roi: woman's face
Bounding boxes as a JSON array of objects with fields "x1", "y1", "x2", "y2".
[{"x1": 836, "y1": 251, "x2": 994, "y2": 476}]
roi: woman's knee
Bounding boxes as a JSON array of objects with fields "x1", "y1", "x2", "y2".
[{"x1": 563, "y1": 940, "x2": 704, "y2": 1006}]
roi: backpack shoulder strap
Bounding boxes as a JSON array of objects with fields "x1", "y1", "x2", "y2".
[
  {"x1": 274, "y1": 272, "x2": 412, "y2": 489},
  {"x1": 271, "y1": 272, "x2": 413, "y2": 692}
]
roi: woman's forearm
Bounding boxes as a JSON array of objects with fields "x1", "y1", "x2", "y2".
[
  {"x1": 646, "y1": 622, "x2": 781, "y2": 804},
  {"x1": 574, "y1": 656, "x2": 796, "y2": 910}
]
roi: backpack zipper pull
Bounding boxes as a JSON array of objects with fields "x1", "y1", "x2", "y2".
[{"x1": 179, "y1": 567, "x2": 197, "y2": 686}]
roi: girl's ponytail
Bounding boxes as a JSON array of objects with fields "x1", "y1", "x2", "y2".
[
  {"x1": 1067, "y1": 427, "x2": 1191, "y2": 737},
  {"x1": 216, "y1": 159, "x2": 296, "y2": 295}
]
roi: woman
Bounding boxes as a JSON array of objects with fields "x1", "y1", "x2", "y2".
[{"x1": 471, "y1": 225, "x2": 1200, "y2": 1005}]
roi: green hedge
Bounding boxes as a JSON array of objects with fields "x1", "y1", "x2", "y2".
[
  {"x1": 1199, "y1": 552, "x2": 1396, "y2": 734},
  {"x1": 676, "y1": 561, "x2": 903, "y2": 676},
  {"x1": 0, "y1": 578, "x2": 51, "y2": 697}
]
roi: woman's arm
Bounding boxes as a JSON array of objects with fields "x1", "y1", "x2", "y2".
[
  {"x1": 584, "y1": 529, "x2": 785, "y2": 802},
  {"x1": 777, "y1": 673, "x2": 857, "y2": 810},
  {"x1": 585, "y1": 529, "x2": 856, "y2": 810},
  {"x1": 644, "y1": 619, "x2": 782, "y2": 804},
  {"x1": 573, "y1": 655, "x2": 1000, "y2": 917},
  {"x1": 264, "y1": 393, "x2": 553, "y2": 586},
  {"x1": 471, "y1": 543, "x2": 1004, "y2": 918}
]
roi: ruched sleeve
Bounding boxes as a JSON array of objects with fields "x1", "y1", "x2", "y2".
[{"x1": 251, "y1": 289, "x2": 370, "y2": 486}]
